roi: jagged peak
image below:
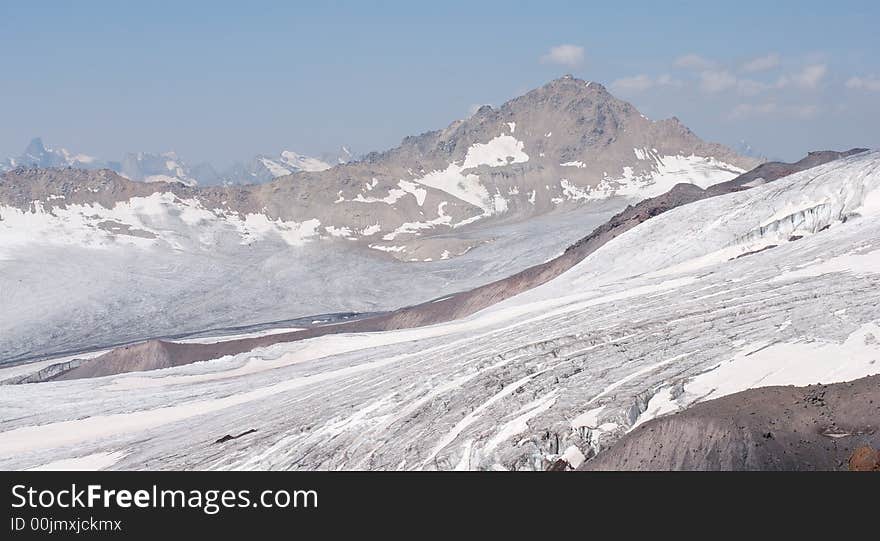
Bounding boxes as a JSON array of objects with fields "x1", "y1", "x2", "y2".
[
  {"x1": 23, "y1": 137, "x2": 50, "y2": 157},
  {"x1": 540, "y1": 75, "x2": 608, "y2": 94}
]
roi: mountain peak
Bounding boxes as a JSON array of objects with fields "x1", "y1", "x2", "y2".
[
  {"x1": 0, "y1": 136, "x2": 101, "y2": 172},
  {"x1": 542, "y1": 75, "x2": 608, "y2": 94},
  {"x1": 26, "y1": 137, "x2": 46, "y2": 150},
  {"x1": 23, "y1": 137, "x2": 48, "y2": 158},
  {"x1": 474, "y1": 104, "x2": 494, "y2": 116}
]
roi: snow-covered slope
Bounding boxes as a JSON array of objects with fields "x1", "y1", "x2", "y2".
[
  {"x1": 0, "y1": 166, "x2": 620, "y2": 364},
  {"x1": 1, "y1": 150, "x2": 876, "y2": 471}
]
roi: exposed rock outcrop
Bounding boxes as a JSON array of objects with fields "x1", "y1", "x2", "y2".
[{"x1": 581, "y1": 375, "x2": 880, "y2": 471}]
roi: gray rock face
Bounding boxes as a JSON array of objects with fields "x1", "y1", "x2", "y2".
[{"x1": 0, "y1": 167, "x2": 200, "y2": 209}]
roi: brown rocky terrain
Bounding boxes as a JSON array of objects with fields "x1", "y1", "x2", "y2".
[
  {"x1": 848, "y1": 445, "x2": 880, "y2": 471},
  {"x1": 580, "y1": 374, "x2": 880, "y2": 471}
]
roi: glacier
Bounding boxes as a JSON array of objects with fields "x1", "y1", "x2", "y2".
[{"x1": 1, "y1": 150, "x2": 878, "y2": 471}]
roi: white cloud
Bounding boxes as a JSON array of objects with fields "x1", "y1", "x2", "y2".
[
  {"x1": 611, "y1": 75, "x2": 654, "y2": 92},
  {"x1": 729, "y1": 102, "x2": 778, "y2": 119},
  {"x1": 741, "y1": 53, "x2": 781, "y2": 73},
  {"x1": 540, "y1": 45, "x2": 585, "y2": 67},
  {"x1": 612, "y1": 74, "x2": 681, "y2": 93},
  {"x1": 656, "y1": 74, "x2": 682, "y2": 87},
  {"x1": 790, "y1": 64, "x2": 827, "y2": 89},
  {"x1": 846, "y1": 76, "x2": 880, "y2": 91},
  {"x1": 729, "y1": 102, "x2": 820, "y2": 120},
  {"x1": 788, "y1": 104, "x2": 820, "y2": 118},
  {"x1": 726, "y1": 65, "x2": 824, "y2": 95},
  {"x1": 674, "y1": 53, "x2": 715, "y2": 70},
  {"x1": 736, "y1": 79, "x2": 768, "y2": 96},
  {"x1": 699, "y1": 70, "x2": 737, "y2": 93}
]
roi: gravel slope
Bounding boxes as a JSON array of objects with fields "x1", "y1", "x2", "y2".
[{"x1": 581, "y1": 375, "x2": 880, "y2": 471}]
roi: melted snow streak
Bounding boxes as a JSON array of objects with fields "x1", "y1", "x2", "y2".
[{"x1": 1, "y1": 151, "x2": 879, "y2": 471}]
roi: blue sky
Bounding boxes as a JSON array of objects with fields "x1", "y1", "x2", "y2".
[{"x1": 2, "y1": 0, "x2": 878, "y2": 166}]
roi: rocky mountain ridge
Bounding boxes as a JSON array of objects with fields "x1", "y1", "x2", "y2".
[
  {"x1": 0, "y1": 137, "x2": 346, "y2": 186},
  {"x1": 1, "y1": 76, "x2": 758, "y2": 262}
]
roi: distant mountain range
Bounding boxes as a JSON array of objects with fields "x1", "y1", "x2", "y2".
[
  {"x1": 1, "y1": 76, "x2": 760, "y2": 264},
  {"x1": 1, "y1": 137, "x2": 102, "y2": 171},
  {"x1": 0, "y1": 137, "x2": 355, "y2": 186},
  {"x1": 1, "y1": 76, "x2": 761, "y2": 363}
]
